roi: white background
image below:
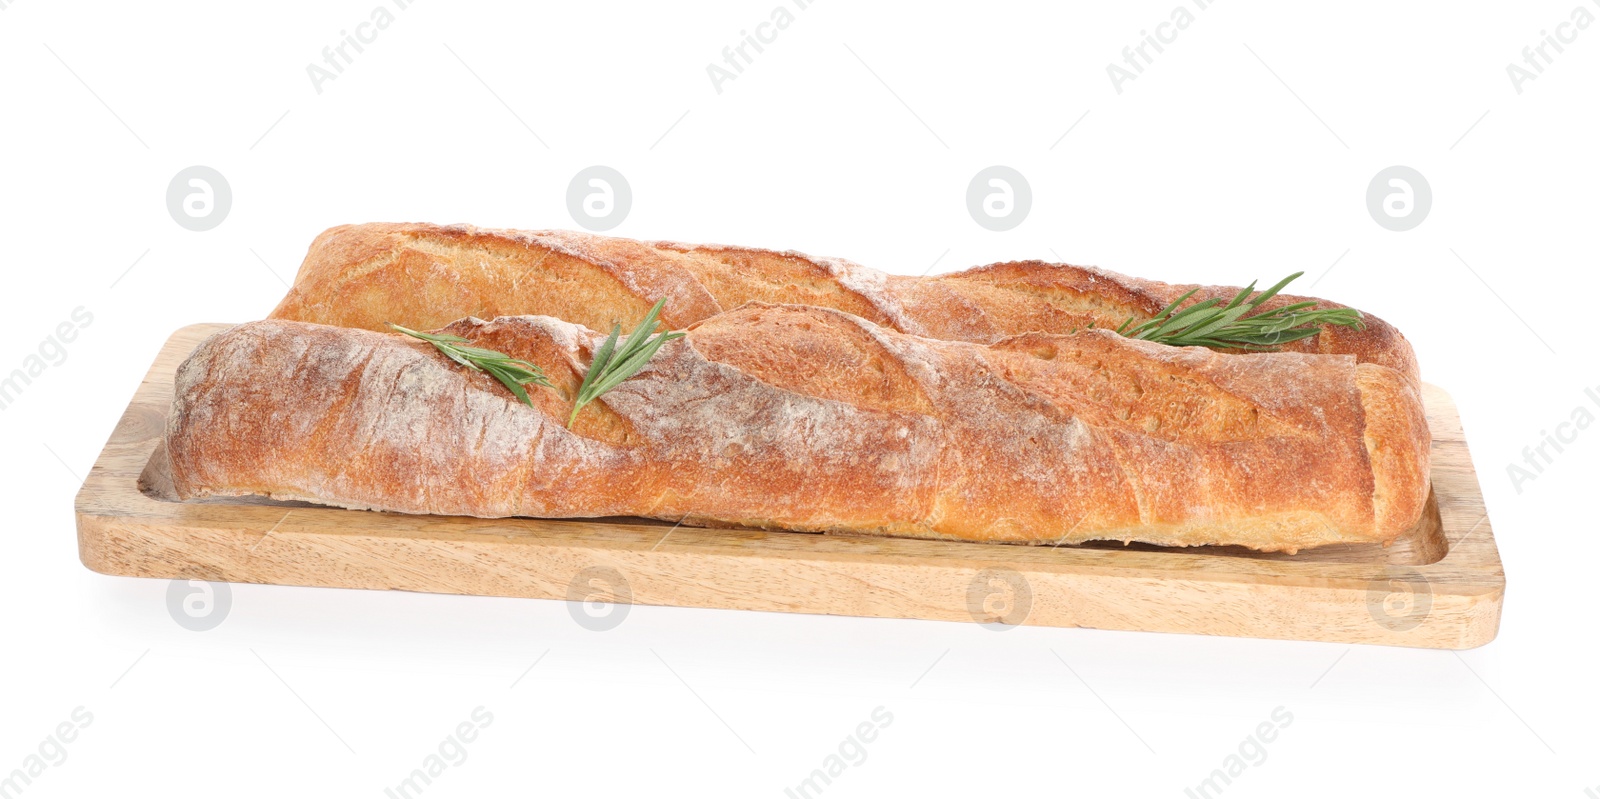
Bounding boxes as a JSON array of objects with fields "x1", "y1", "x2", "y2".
[{"x1": 2, "y1": 1, "x2": 1597, "y2": 796}]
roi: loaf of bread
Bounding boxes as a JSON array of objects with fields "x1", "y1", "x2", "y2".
[
  {"x1": 167, "y1": 305, "x2": 1430, "y2": 552},
  {"x1": 268, "y1": 223, "x2": 1419, "y2": 385}
]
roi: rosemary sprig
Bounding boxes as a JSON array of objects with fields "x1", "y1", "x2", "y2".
[
  {"x1": 1114, "y1": 271, "x2": 1365, "y2": 351},
  {"x1": 389, "y1": 324, "x2": 554, "y2": 407},
  {"x1": 569, "y1": 298, "x2": 685, "y2": 427}
]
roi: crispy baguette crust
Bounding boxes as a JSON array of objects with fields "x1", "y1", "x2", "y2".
[
  {"x1": 268, "y1": 222, "x2": 1419, "y2": 385},
  {"x1": 167, "y1": 306, "x2": 1430, "y2": 552}
]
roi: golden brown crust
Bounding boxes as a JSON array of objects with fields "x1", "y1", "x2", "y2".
[
  {"x1": 168, "y1": 306, "x2": 1429, "y2": 551},
  {"x1": 1354, "y1": 364, "x2": 1432, "y2": 537},
  {"x1": 949, "y1": 260, "x2": 1420, "y2": 385},
  {"x1": 269, "y1": 223, "x2": 1419, "y2": 385}
]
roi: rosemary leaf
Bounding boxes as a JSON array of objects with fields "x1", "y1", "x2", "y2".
[
  {"x1": 390, "y1": 323, "x2": 554, "y2": 407},
  {"x1": 1114, "y1": 271, "x2": 1365, "y2": 351},
  {"x1": 568, "y1": 298, "x2": 684, "y2": 428}
]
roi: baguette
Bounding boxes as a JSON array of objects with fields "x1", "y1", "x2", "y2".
[
  {"x1": 268, "y1": 223, "x2": 1419, "y2": 385},
  {"x1": 167, "y1": 305, "x2": 1430, "y2": 552}
]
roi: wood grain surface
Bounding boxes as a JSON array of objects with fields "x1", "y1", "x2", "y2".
[{"x1": 76, "y1": 324, "x2": 1506, "y2": 648}]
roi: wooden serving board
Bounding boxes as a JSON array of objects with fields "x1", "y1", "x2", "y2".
[{"x1": 77, "y1": 325, "x2": 1505, "y2": 648}]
